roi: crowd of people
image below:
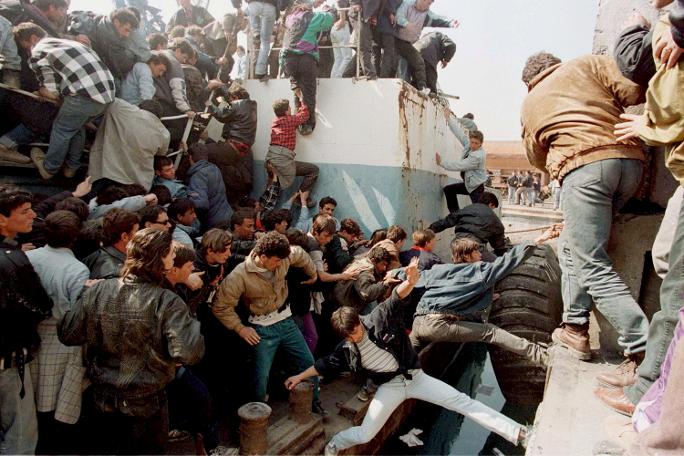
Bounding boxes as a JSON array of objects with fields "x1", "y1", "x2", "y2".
[
  {"x1": 0, "y1": 0, "x2": 548, "y2": 455},
  {"x1": 3, "y1": 0, "x2": 684, "y2": 454}
]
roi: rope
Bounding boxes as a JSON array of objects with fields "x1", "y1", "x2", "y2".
[{"x1": 506, "y1": 225, "x2": 556, "y2": 235}]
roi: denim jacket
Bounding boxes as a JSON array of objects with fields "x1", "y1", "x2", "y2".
[{"x1": 414, "y1": 244, "x2": 533, "y2": 317}]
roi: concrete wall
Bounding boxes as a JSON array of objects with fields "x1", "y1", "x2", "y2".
[{"x1": 239, "y1": 78, "x2": 467, "y2": 258}]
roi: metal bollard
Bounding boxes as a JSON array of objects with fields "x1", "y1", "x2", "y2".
[
  {"x1": 289, "y1": 381, "x2": 313, "y2": 424},
  {"x1": 238, "y1": 402, "x2": 272, "y2": 455}
]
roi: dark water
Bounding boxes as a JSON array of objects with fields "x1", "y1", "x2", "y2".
[{"x1": 381, "y1": 343, "x2": 538, "y2": 456}]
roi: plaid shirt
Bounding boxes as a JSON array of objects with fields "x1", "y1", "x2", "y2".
[
  {"x1": 270, "y1": 104, "x2": 310, "y2": 151},
  {"x1": 30, "y1": 38, "x2": 115, "y2": 105}
]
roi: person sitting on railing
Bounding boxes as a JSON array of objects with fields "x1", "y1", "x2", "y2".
[
  {"x1": 394, "y1": 0, "x2": 458, "y2": 94},
  {"x1": 280, "y1": 1, "x2": 334, "y2": 135}
]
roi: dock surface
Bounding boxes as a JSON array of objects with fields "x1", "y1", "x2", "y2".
[{"x1": 527, "y1": 348, "x2": 637, "y2": 456}]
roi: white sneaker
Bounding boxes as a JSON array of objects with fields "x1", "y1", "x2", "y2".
[{"x1": 324, "y1": 441, "x2": 339, "y2": 456}]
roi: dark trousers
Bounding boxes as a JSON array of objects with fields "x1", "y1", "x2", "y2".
[
  {"x1": 425, "y1": 63, "x2": 438, "y2": 93},
  {"x1": 372, "y1": 29, "x2": 397, "y2": 78},
  {"x1": 86, "y1": 391, "x2": 169, "y2": 455},
  {"x1": 167, "y1": 366, "x2": 219, "y2": 452},
  {"x1": 206, "y1": 141, "x2": 253, "y2": 207},
  {"x1": 343, "y1": 19, "x2": 376, "y2": 78},
  {"x1": 284, "y1": 54, "x2": 318, "y2": 129},
  {"x1": 395, "y1": 38, "x2": 427, "y2": 90},
  {"x1": 443, "y1": 182, "x2": 485, "y2": 213}
]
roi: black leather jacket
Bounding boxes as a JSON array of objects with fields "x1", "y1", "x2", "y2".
[
  {"x1": 83, "y1": 246, "x2": 126, "y2": 280},
  {"x1": 429, "y1": 203, "x2": 508, "y2": 256},
  {"x1": 314, "y1": 290, "x2": 419, "y2": 385},
  {"x1": 58, "y1": 276, "x2": 204, "y2": 408},
  {"x1": 210, "y1": 98, "x2": 258, "y2": 146},
  {"x1": 0, "y1": 237, "x2": 53, "y2": 359}
]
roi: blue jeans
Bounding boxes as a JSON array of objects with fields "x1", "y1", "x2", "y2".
[
  {"x1": 247, "y1": 1, "x2": 276, "y2": 76},
  {"x1": 0, "y1": 17, "x2": 20, "y2": 71},
  {"x1": 626, "y1": 188, "x2": 684, "y2": 403},
  {"x1": 44, "y1": 95, "x2": 108, "y2": 174},
  {"x1": 252, "y1": 317, "x2": 318, "y2": 403},
  {"x1": 0, "y1": 124, "x2": 38, "y2": 150},
  {"x1": 558, "y1": 158, "x2": 649, "y2": 354},
  {"x1": 0, "y1": 365, "x2": 37, "y2": 455}
]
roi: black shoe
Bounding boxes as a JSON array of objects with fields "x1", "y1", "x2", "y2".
[
  {"x1": 299, "y1": 124, "x2": 314, "y2": 136},
  {"x1": 312, "y1": 401, "x2": 329, "y2": 422}
]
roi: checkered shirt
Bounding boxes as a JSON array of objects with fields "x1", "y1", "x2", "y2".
[
  {"x1": 270, "y1": 104, "x2": 310, "y2": 151},
  {"x1": 30, "y1": 38, "x2": 115, "y2": 105}
]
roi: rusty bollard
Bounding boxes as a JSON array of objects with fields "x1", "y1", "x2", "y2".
[
  {"x1": 289, "y1": 381, "x2": 313, "y2": 424},
  {"x1": 238, "y1": 402, "x2": 271, "y2": 455}
]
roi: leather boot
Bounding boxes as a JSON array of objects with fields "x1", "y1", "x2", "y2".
[
  {"x1": 551, "y1": 323, "x2": 591, "y2": 360},
  {"x1": 595, "y1": 351, "x2": 645, "y2": 388},
  {"x1": 594, "y1": 386, "x2": 635, "y2": 416}
]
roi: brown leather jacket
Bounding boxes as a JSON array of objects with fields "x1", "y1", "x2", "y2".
[{"x1": 521, "y1": 55, "x2": 646, "y2": 181}]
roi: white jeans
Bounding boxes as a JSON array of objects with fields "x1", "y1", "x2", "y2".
[
  {"x1": 330, "y1": 23, "x2": 352, "y2": 78},
  {"x1": 329, "y1": 369, "x2": 522, "y2": 451}
]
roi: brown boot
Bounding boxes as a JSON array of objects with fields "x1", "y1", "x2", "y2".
[
  {"x1": 551, "y1": 323, "x2": 591, "y2": 360},
  {"x1": 594, "y1": 386, "x2": 635, "y2": 416},
  {"x1": 595, "y1": 352, "x2": 644, "y2": 388}
]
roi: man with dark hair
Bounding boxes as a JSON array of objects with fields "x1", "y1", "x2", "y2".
[
  {"x1": 26, "y1": 211, "x2": 90, "y2": 453},
  {"x1": 147, "y1": 32, "x2": 168, "y2": 51},
  {"x1": 120, "y1": 53, "x2": 170, "y2": 106},
  {"x1": 59, "y1": 228, "x2": 204, "y2": 455},
  {"x1": 520, "y1": 51, "x2": 650, "y2": 372},
  {"x1": 153, "y1": 39, "x2": 195, "y2": 129},
  {"x1": 230, "y1": 208, "x2": 257, "y2": 261},
  {"x1": 186, "y1": 144, "x2": 232, "y2": 230},
  {"x1": 153, "y1": 156, "x2": 189, "y2": 198},
  {"x1": 17, "y1": 25, "x2": 115, "y2": 180},
  {"x1": 414, "y1": 31, "x2": 456, "y2": 93},
  {"x1": 83, "y1": 208, "x2": 140, "y2": 279},
  {"x1": 85, "y1": 7, "x2": 143, "y2": 87},
  {"x1": 429, "y1": 191, "x2": 508, "y2": 257},
  {"x1": 0, "y1": 186, "x2": 53, "y2": 454},
  {"x1": 262, "y1": 208, "x2": 291, "y2": 233},
  {"x1": 139, "y1": 205, "x2": 171, "y2": 232},
  {"x1": 333, "y1": 245, "x2": 398, "y2": 311},
  {"x1": 167, "y1": 0, "x2": 215, "y2": 32},
  {"x1": 205, "y1": 83, "x2": 258, "y2": 207},
  {"x1": 212, "y1": 231, "x2": 323, "y2": 412},
  {"x1": 436, "y1": 104, "x2": 487, "y2": 213},
  {"x1": 285, "y1": 259, "x2": 528, "y2": 456},
  {"x1": 410, "y1": 229, "x2": 560, "y2": 369},
  {"x1": 168, "y1": 198, "x2": 198, "y2": 248}
]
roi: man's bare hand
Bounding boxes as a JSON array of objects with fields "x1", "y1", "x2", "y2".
[
  {"x1": 284, "y1": 375, "x2": 301, "y2": 390},
  {"x1": 450, "y1": 19, "x2": 460, "y2": 28},
  {"x1": 614, "y1": 113, "x2": 647, "y2": 141},
  {"x1": 440, "y1": 59, "x2": 449, "y2": 69},
  {"x1": 623, "y1": 11, "x2": 650, "y2": 30},
  {"x1": 435, "y1": 152, "x2": 442, "y2": 166},
  {"x1": 144, "y1": 193, "x2": 158, "y2": 206},
  {"x1": 383, "y1": 272, "x2": 402, "y2": 286},
  {"x1": 21, "y1": 243, "x2": 35, "y2": 252},
  {"x1": 207, "y1": 79, "x2": 224, "y2": 90},
  {"x1": 655, "y1": 26, "x2": 684, "y2": 69},
  {"x1": 389, "y1": 14, "x2": 396, "y2": 25},
  {"x1": 186, "y1": 111, "x2": 196, "y2": 119},
  {"x1": 534, "y1": 223, "x2": 564, "y2": 244},
  {"x1": 74, "y1": 34, "x2": 91, "y2": 47},
  {"x1": 342, "y1": 270, "x2": 360, "y2": 281},
  {"x1": 73, "y1": 176, "x2": 92, "y2": 198},
  {"x1": 405, "y1": 257, "x2": 420, "y2": 285},
  {"x1": 442, "y1": 105, "x2": 451, "y2": 122},
  {"x1": 85, "y1": 279, "x2": 103, "y2": 287},
  {"x1": 185, "y1": 271, "x2": 205, "y2": 291},
  {"x1": 239, "y1": 327, "x2": 261, "y2": 345},
  {"x1": 301, "y1": 276, "x2": 317, "y2": 285},
  {"x1": 38, "y1": 87, "x2": 60, "y2": 102},
  {"x1": 294, "y1": 88, "x2": 304, "y2": 101}
]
